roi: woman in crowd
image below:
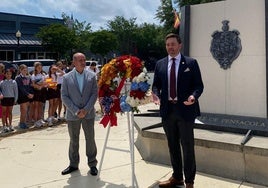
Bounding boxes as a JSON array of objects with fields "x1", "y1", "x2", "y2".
[
  {"x1": 15, "y1": 64, "x2": 34, "y2": 129},
  {"x1": 0, "y1": 69, "x2": 18, "y2": 133},
  {"x1": 0, "y1": 63, "x2": 5, "y2": 125},
  {"x1": 31, "y1": 62, "x2": 47, "y2": 128},
  {"x1": 45, "y1": 64, "x2": 59, "y2": 126},
  {"x1": 55, "y1": 61, "x2": 65, "y2": 119}
]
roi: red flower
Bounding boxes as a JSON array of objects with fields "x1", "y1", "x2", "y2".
[
  {"x1": 116, "y1": 61, "x2": 127, "y2": 77},
  {"x1": 98, "y1": 84, "x2": 115, "y2": 97},
  {"x1": 130, "y1": 90, "x2": 146, "y2": 100},
  {"x1": 130, "y1": 57, "x2": 143, "y2": 78},
  {"x1": 112, "y1": 98, "x2": 121, "y2": 113}
]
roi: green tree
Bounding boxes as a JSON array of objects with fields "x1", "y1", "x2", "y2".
[
  {"x1": 136, "y1": 24, "x2": 165, "y2": 58},
  {"x1": 107, "y1": 16, "x2": 138, "y2": 55},
  {"x1": 36, "y1": 23, "x2": 76, "y2": 59},
  {"x1": 90, "y1": 30, "x2": 118, "y2": 57},
  {"x1": 61, "y1": 13, "x2": 92, "y2": 53},
  {"x1": 155, "y1": 0, "x2": 222, "y2": 34},
  {"x1": 135, "y1": 23, "x2": 166, "y2": 70},
  {"x1": 155, "y1": 0, "x2": 177, "y2": 34},
  {"x1": 73, "y1": 20, "x2": 92, "y2": 52}
]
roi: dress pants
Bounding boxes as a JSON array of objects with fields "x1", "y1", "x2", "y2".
[
  {"x1": 162, "y1": 103, "x2": 196, "y2": 184},
  {"x1": 67, "y1": 118, "x2": 97, "y2": 168}
]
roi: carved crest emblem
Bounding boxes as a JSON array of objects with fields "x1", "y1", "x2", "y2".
[{"x1": 210, "y1": 20, "x2": 242, "y2": 69}]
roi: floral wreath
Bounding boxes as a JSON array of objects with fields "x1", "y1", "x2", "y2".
[{"x1": 98, "y1": 55, "x2": 151, "y2": 127}]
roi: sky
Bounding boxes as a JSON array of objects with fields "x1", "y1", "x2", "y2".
[{"x1": 0, "y1": 0, "x2": 162, "y2": 31}]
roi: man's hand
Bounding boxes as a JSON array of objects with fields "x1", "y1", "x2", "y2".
[
  {"x1": 77, "y1": 109, "x2": 87, "y2": 118},
  {"x1": 183, "y1": 95, "x2": 195, "y2": 106},
  {"x1": 152, "y1": 93, "x2": 160, "y2": 105}
]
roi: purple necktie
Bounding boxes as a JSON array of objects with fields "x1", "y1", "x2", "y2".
[{"x1": 170, "y1": 58, "x2": 176, "y2": 100}]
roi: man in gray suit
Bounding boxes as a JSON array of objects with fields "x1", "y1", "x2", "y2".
[{"x1": 61, "y1": 52, "x2": 98, "y2": 176}]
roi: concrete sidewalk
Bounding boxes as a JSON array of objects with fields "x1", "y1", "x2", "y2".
[{"x1": 0, "y1": 103, "x2": 267, "y2": 188}]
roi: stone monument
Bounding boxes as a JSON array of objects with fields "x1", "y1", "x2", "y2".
[
  {"x1": 179, "y1": 0, "x2": 268, "y2": 139},
  {"x1": 134, "y1": 0, "x2": 268, "y2": 186}
]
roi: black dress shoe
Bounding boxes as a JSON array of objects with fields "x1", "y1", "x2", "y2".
[
  {"x1": 61, "y1": 166, "x2": 78, "y2": 175},
  {"x1": 90, "y1": 166, "x2": 98, "y2": 176}
]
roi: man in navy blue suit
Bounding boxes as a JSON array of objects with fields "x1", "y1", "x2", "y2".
[{"x1": 152, "y1": 33, "x2": 204, "y2": 188}]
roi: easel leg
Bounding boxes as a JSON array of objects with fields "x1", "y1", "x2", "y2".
[
  {"x1": 97, "y1": 124, "x2": 111, "y2": 180},
  {"x1": 128, "y1": 112, "x2": 137, "y2": 187}
]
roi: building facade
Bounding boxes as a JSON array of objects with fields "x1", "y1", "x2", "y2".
[{"x1": 0, "y1": 12, "x2": 64, "y2": 61}]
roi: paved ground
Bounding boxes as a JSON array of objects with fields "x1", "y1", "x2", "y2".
[{"x1": 0, "y1": 103, "x2": 267, "y2": 188}]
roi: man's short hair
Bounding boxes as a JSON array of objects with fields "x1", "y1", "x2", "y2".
[{"x1": 165, "y1": 33, "x2": 182, "y2": 44}]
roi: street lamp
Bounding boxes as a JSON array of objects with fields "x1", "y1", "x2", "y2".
[
  {"x1": 15, "y1": 30, "x2": 21, "y2": 60},
  {"x1": 16, "y1": 30, "x2": 21, "y2": 46}
]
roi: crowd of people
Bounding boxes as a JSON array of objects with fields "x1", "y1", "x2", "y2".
[{"x1": 0, "y1": 59, "x2": 99, "y2": 134}]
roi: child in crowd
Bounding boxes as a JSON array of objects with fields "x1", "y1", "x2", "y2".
[
  {"x1": 61, "y1": 60, "x2": 68, "y2": 73},
  {"x1": 65, "y1": 61, "x2": 74, "y2": 73},
  {"x1": 15, "y1": 64, "x2": 34, "y2": 129},
  {"x1": 0, "y1": 69, "x2": 18, "y2": 133},
  {"x1": 0, "y1": 63, "x2": 5, "y2": 123},
  {"x1": 88, "y1": 62, "x2": 100, "y2": 80},
  {"x1": 31, "y1": 62, "x2": 47, "y2": 128},
  {"x1": 55, "y1": 61, "x2": 65, "y2": 119},
  {"x1": 45, "y1": 65, "x2": 59, "y2": 126}
]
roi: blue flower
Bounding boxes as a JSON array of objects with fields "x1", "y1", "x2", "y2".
[
  {"x1": 120, "y1": 95, "x2": 132, "y2": 112},
  {"x1": 130, "y1": 82, "x2": 139, "y2": 90},
  {"x1": 138, "y1": 82, "x2": 150, "y2": 92},
  {"x1": 101, "y1": 96, "x2": 113, "y2": 114}
]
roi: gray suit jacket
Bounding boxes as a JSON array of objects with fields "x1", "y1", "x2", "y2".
[{"x1": 61, "y1": 69, "x2": 98, "y2": 121}]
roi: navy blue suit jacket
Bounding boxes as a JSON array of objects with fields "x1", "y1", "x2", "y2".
[{"x1": 152, "y1": 55, "x2": 204, "y2": 121}]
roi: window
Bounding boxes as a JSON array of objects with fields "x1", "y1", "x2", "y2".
[{"x1": 0, "y1": 50, "x2": 14, "y2": 61}]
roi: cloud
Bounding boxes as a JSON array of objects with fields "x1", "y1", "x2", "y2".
[
  {"x1": 0, "y1": 0, "x2": 161, "y2": 30},
  {"x1": 71, "y1": 0, "x2": 161, "y2": 30}
]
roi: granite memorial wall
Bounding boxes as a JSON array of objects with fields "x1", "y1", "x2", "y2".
[{"x1": 180, "y1": 0, "x2": 268, "y2": 135}]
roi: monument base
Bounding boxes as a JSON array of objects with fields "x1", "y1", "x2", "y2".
[{"x1": 134, "y1": 115, "x2": 268, "y2": 187}]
